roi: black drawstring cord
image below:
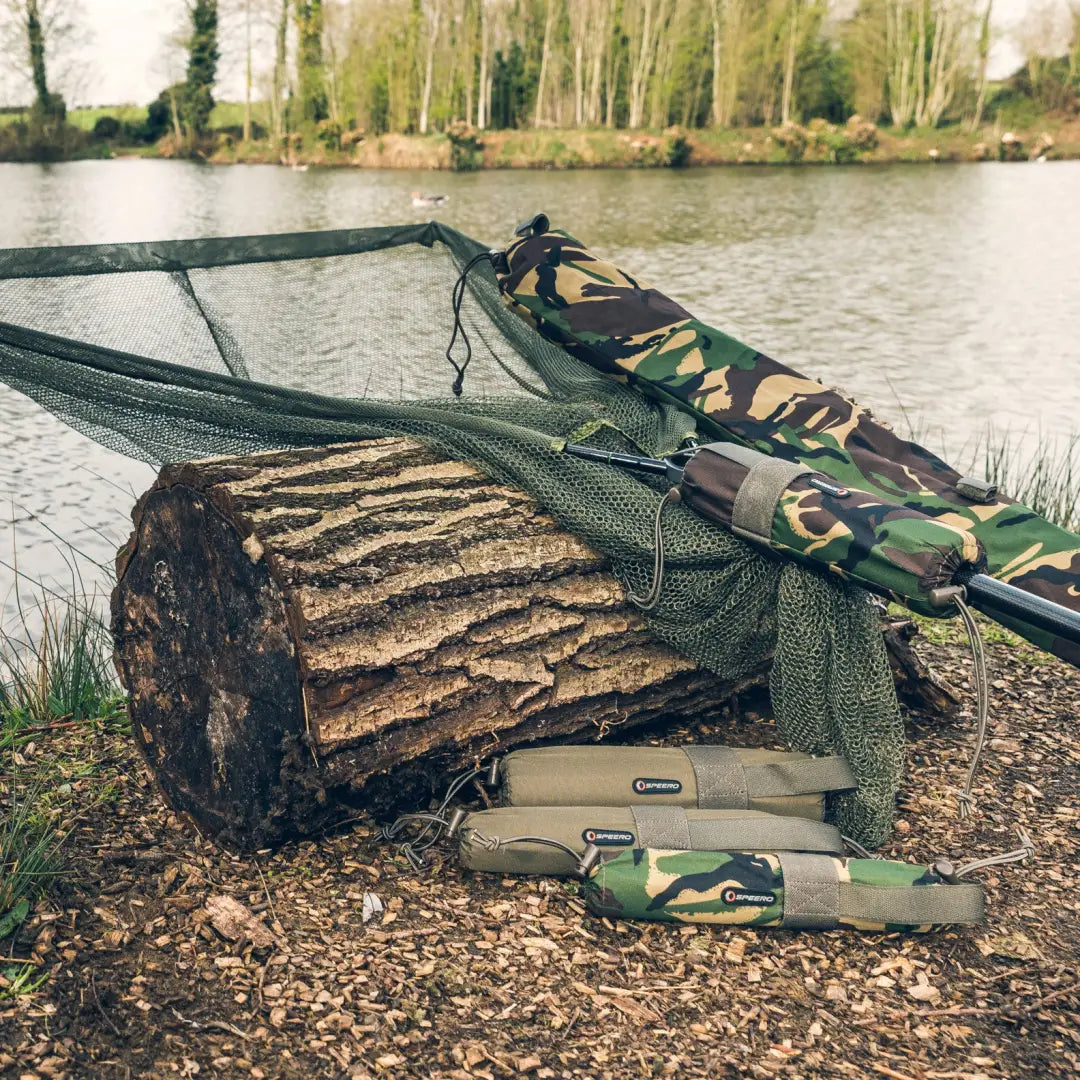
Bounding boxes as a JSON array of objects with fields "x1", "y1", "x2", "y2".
[
  {"x1": 379, "y1": 766, "x2": 484, "y2": 870},
  {"x1": 446, "y1": 251, "x2": 492, "y2": 396}
]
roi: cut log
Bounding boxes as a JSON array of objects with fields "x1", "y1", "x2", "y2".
[
  {"x1": 111, "y1": 437, "x2": 957, "y2": 850},
  {"x1": 112, "y1": 438, "x2": 764, "y2": 848}
]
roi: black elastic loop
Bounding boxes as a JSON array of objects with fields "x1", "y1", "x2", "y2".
[{"x1": 445, "y1": 251, "x2": 491, "y2": 397}]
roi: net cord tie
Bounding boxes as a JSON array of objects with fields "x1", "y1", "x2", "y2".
[
  {"x1": 934, "y1": 826, "x2": 1036, "y2": 883},
  {"x1": 380, "y1": 766, "x2": 483, "y2": 869},
  {"x1": 954, "y1": 590, "x2": 989, "y2": 820},
  {"x1": 467, "y1": 832, "x2": 582, "y2": 862},
  {"x1": 840, "y1": 835, "x2": 880, "y2": 860},
  {"x1": 445, "y1": 251, "x2": 493, "y2": 396},
  {"x1": 627, "y1": 487, "x2": 681, "y2": 612}
]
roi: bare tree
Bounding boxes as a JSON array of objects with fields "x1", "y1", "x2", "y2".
[
  {"x1": 780, "y1": 0, "x2": 801, "y2": 124},
  {"x1": 243, "y1": 0, "x2": 253, "y2": 138},
  {"x1": 418, "y1": 0, "x2": 442, "y2": 133},
  {"x1": 0, "y1": 0, "x2": 86, "y2": 112},
  {"x1": 533, "y1": 0, "x2": 555, "y2": 127},
  {"x1": 271, "y1": 0, "x2": 289, "y2": 140},
  {"x1": 477, "y1": 0, "x2": 490, "y2": 128},
  {"x1": 586, "y1": 0, "x2": 615, "y2": 124},
  {"x1": 711, "y1": 0, "x2": 747, "y2": 126},
  {"x1": 568, "y1": 0, "x2": 587, "y2": 125},
  {"x1": 1070, "y1": 2, "x2": 1080, "y2": 91},
  {"x1": 883, "y1": 0, "x2": 975, "y2": 128},
  {"x1": 968, "y1": 0, "x2": 991, "y2": 130}
]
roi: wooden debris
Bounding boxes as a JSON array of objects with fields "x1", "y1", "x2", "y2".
[{"x1": 203, "y1": 895, "x2": 278, "y2": 950}]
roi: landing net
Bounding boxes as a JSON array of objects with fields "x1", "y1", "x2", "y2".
[{"x1": 0, "y1": 223, "x2": 903, "y2": 844}]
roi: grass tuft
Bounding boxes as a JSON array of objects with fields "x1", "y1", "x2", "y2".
[
  {"x1": 0, "y1": 575, "x2": 121, "y2": 997},
  {"x1": 972, "y1": 429, "x2": 1080, "y2": 535},
  {"x1": 1, "y1": 592, "x2": 124, "y2": 748},
  {"x1": 0, "y1": 772, "x2": 61, "y2": 936}
]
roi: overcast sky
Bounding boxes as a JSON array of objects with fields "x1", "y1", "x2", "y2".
[{"x1": 1, "y1": 0, "x2": 1070, "y2": 109}]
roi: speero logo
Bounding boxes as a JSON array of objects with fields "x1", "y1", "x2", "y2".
[
  {"x1": 582, "y1": 828, "x2": 635, "y2": 847},
  {"x1": 722, "y1": 887, "x2": 777, "y2": 906},
  {"x1": 632, "y1": 777, "x2": 683, "y2": 795}
]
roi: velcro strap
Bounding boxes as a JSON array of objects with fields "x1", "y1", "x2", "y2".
[
  {"x1": 695, "y1": 442, "x2": 813, "y2": 543},
  {"x1": 956, "y1": 475, "x2": 998, "y2": 504},
  {"x1": 839, "y1": 881, "x2": 984, "y2": 927},
  {"x1": 683, "y1": 746, "x2": 748, "y2": 809},
  {"x1": 743, "y1": 757, "x2": 857, "y2": 797},
  {"x1": 684, "y1": 747, "x2": 855, "y2": 807},
  {"x1": 631, "y1": 805, "x2": 692, "y2": 849},
  {"x1": 778, "y1": 852, "x2": 840, "y2": 929},
  {"x1": 687, "y1": 816, "x2": 843, "y2": 854}
]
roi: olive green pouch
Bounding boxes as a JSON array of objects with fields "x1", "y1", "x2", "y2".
[
  {"x1": 495, "y1": 746, "x2": 856, "y2": 820},
  {"x1": 458, "y1": 804, "x2": 846, "y2": 876}
]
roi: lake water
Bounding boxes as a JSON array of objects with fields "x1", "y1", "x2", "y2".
[{"x1": 1, "y1": 158, "x2": 1078, "y2": 623}]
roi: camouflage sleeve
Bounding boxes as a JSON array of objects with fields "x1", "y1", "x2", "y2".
[
  {"x1": 680, "y1": 447, "x2": 986, "y2": 617},
  {"x1": 582, "y1": 849, "x2": 983, "y2": 932},
  {"x1": 497, "y1": 228, "x2": 1080, "y2": 664}
]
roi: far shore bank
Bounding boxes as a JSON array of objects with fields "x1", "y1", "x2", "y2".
[
  {"x1": 194, "y1": 118, "x2": 1080, "y2": 169},
  {"x1": 5, "y1": 116, "x2": 1080, "y2": 169}
]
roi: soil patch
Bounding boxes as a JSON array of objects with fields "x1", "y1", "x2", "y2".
[{"x1": 1, "y1": 627, "x2": 1078, "y2": 1079}]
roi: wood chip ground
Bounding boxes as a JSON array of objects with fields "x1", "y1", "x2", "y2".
[{"x1": 1, "y1": 626, "x2": 1077, "y2": 1078}]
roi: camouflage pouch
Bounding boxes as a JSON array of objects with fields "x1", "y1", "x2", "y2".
[
  {"x1": 495, "y1": 746, "x2": 855, "y2": 820},
  {"x1": 458, "y1": 804, "x2": 845, "y2": 876},
  {"x1": 583, "y1": 848, "x2": 984, "y2": 932}
]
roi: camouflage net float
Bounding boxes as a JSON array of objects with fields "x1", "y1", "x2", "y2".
[
  {"x1": 581, "y1": 849, "x2": 985, "y2": 933},
  {"x1": 385, "y1": 746, "x2": 1035, "y2": 931}
]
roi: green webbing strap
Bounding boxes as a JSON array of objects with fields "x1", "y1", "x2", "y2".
[
  {"x1": 683, "y1": 747, "x2": 855, "y2": 808},
  {"x1": 683, "y1": 745, "x2": 747, "y2": 808},
  {"x1": 627, "y1": 805, "x2": 841, "y2": 853},
  {"x1": 744, "y1": 757, "x2": 857, "y2": 797},
  {"x1": 688, "y1": 815, "x2": 843, "y2": 855},
  {"x1": 629, "y1": 805, "x2": 691, "y2": 848},
  {"x1": 837, "y1": 881, "x2": 985, "y2": 927},
  {"x1": 696, "y1": 442, "x2": 813, "y2": 544},
  {"x1": 777, "y1": 852, "x2": 985, "y2": 929},
  {"x1": 777, "y1": 851, "x2": 840, "y2": 929}
]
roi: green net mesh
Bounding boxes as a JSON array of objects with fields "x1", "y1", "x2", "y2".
[{"x1": 0, "y1": 222, "x2": 903, "y2": 844}]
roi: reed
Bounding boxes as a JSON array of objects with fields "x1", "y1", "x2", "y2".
[
  {"x1": 973, "y1": 430, "x2": 1080, "y2": 534},
  {"x1": 0, "y1": 589, "x2": 122, "y2": 747}
]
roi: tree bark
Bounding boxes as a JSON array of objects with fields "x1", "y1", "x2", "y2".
[{"x1": 112, "y1": 439, "x2": 956, "y2": 851}]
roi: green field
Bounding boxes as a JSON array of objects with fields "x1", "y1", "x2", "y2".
[{"x1": 0, "y1": 102, "x2": 252, "y2": 131}]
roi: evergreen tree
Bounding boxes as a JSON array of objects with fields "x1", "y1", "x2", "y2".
[
  {"x1": 21, "y1": 0, "x2": 66, "y2": 121},
  {"x1": 182, "y1": 0, "x2": 219, "y2": 137},
  {"x1": 295, "y1": 0, "x2": 328, "y2": 125}
]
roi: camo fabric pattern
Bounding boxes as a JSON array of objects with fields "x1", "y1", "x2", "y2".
[
  {"x1": 680, "y1": 451, "x2": 986, "y2": 616},
  {"x1": 499, "y1": 229, "x2": 1080, "y2": 662},
  {"x1": 583, "y1": 848, "x2": 965, "y2": 932}
]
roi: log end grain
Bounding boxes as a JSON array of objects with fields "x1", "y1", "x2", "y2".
[{"x1": 112, "y1": 485, "x2": 316, "y2": 848}]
